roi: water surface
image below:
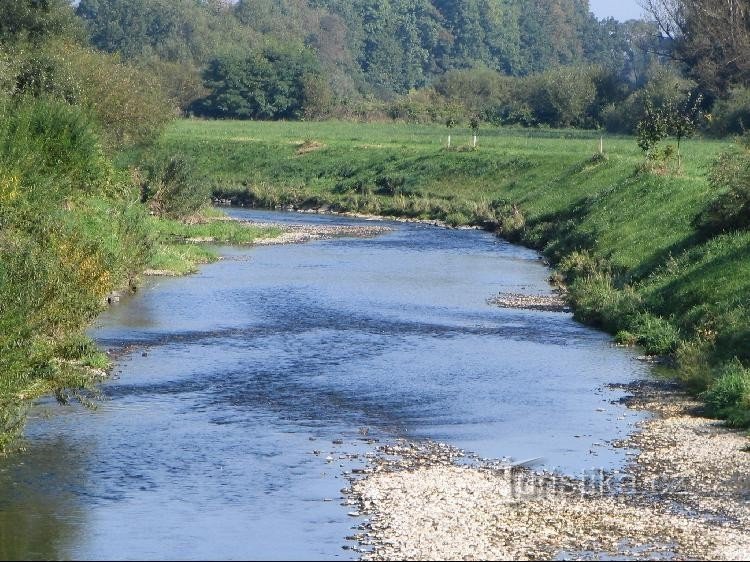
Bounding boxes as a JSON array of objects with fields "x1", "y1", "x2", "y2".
[{"x1": 0, "y1": 210, "x2": 650, "y2": 560}]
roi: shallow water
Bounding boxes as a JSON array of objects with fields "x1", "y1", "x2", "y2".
[{"x1": 0, "y1": 210, "x2": 650, "y2": 560}]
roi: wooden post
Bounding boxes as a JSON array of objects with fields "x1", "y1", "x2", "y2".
[
  {"x1": 599, "y1": 136, "x2": 604, "y2": 154},
  {"x1": 473, "y1": 135, "x2": 477, "y2": 148},
  {"x1": 448, "y1": 135, "x2": 451, "y2": 148}
]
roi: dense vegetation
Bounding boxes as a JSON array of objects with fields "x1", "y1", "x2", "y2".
[
  {"x1": 0, "y1": 0, "x2": 279, "y2": 450},
  {"x1": 73, "y1": 0, "x2": 663, "y2": 122},
  {"x1": 70, "y1": 0, "x2": 750, "y2": 138},
  {"x1": 146, "y1": 119, "x2": 750, "y2": 427}
]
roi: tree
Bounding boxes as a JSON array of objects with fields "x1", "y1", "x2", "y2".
[
  {"x1": 641, "y1": 0, "x2": 750, "y2": 97},
  {"x1": 0, "y1": 0, "x2": 82, "y2": 45},
  {"x1": 194, "y1": 45, "x2": 322, "y2": 120},
  {"x1": 637, "y1": 91, "x2": 702, "y2": 169}
]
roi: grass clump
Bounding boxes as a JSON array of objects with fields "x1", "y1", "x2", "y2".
[
  {"x1": 702, "y1": 361, "x2": 750, "y2": 428},
  {"x1": 145, "y1": 215, "x2": 282, "y2": 275}
]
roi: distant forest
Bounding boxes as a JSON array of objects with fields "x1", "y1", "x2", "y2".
[
  {"x1": 75, "y1": 0, "x2": 653, "y2": 95},
  {"x1": 69, "y1": 1, "x2": 659, "y2": 120},
  {"x1": 3, "y1": 0, "x2": 748, "y2": 133}
]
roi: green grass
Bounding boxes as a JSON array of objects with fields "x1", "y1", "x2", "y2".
[
  {"x1": 146, "y1": 215, "x2": 282, "y2": 275},
  {"x1": 144, "y1": 119, "x2": 750, "y2": 427}
]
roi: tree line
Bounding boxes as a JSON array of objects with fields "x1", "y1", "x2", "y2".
[
  {"x1": 70, "y1": 0, "x2": 661, "y2": 121},
  {"x1": 3, "y1": 0, "x2": 749, "y2": 132}
]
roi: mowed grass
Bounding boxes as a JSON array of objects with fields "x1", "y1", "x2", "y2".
[{"x1": 144, "y1": 119, "x2": 750, "y2": 425}]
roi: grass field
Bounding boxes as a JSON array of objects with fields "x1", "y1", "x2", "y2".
[{"x1": 141, "y1": 119, "x2": 750, "y2": 427}]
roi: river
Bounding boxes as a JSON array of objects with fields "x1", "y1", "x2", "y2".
[{"x1": 0, "y1": 209, "x2": 651, "y2": 560}]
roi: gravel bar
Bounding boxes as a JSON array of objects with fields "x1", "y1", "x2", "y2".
[{"x1": 346, "y1": 383, "x2": 750, "y2": 561}]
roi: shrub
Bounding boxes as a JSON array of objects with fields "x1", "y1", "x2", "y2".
[
  {"x1": 445, "y1": 211, "x2": 471, "y2": 227},
  {"x1": 568, "y1": 272, "x2": 642, "y2": 333},
  {"x1": 557, "y1": 250, "x2": 600, "y2": 282},
  {"x1": 675, "y1": 339, "x2": 715, "y2": 392},
  {"x1": 708, "y1": 87, "x2": 750, "y2": 136},
  {"x1": 696, "y1": 140, "x2": 750, "y2": 235},
  {"x1": 605, "y1": 66, "x2": 696, "y2": 134},
  {"x1": 615, "y1": 330, "x2": 638, "y2": 346},
  {"x1": 523, "y1": 66, "x2": 598, "y2": 128},
  {"x1": 375, "y1": 175, "x2": 405, "y2": 196},
  {"x1": 6, "y1": 41, "x2": 174, "y2": 149},
  {"x1": 141, "y1": 156, "x2": 209, "y2": 219},
  {"x1": 491, "y1": 201, "x2": 525, "y2": 237}
]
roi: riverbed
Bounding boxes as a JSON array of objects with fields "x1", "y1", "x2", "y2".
[{"x1": 0, "y1": 209, "x2": 652, "y2": 560}]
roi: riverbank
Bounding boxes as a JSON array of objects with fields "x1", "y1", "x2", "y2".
[{"x1": 347, "y1": 381, "x2": 750, "y2": 560}]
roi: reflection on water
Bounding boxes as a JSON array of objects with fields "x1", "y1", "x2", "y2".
[
  {"x1": 0, "y1": 438, "x2": 86, "y2": 561},
  {"x1": 0, "y1": 210, "x2": 650, "y2": 560}
]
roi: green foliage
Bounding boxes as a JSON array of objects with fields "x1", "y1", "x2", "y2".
[
  {"x1": 637, "y1": 99, "x2": 670, "y2": 154},
  {"x1": 4, "y1": 41, "x2": 174, "y2": 149},
  {"x1": 139, "y1": 155, "x2": 209, "y2": 219},
  {"x1": 195, "y1": 45, "x2": 322, "y2": 120},
  {"x1": 604, "y1": 66, "x2": 696, "y2": 135},
  {"x1": 567, "y1": 273, "x2": 642, "y2": 334},
  {"x1": 628, "y1": 312, "x2": 681, "y2": 355},
  {"x1": 0, "y1": 96, "x2": 153, "y2": 439},
  {"x1": 702, "y1": 361, "x2": 750, "y2": 428},
  {"x1": 709, "y1": 87, "x2": 750, "y2": 136},
  {"x1": 696, "y1": 138, "x2": 750, "y2": 235},
  {"x1": 637, "y1": 92, "x2": 702, "y2": 168},
  {"x1": 75, "y1": 0, "x2": 663, "y2": 108},
  {"x1": 524, "y1": 67, "x2": 598, "y2": 128},
  {"x1": 0, "y1": 0, "x2": 84, "y2": 45}
]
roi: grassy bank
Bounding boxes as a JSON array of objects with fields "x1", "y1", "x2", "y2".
[{"x1": 146, "y1": 119, "x2": 750, "y2": 428}]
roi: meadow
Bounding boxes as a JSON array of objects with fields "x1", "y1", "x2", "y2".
[{"x1": 145, "y1": 119, "x2": 750, "y2": 427}]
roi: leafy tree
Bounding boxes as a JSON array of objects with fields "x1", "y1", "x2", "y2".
[
  {"x1": 637, "y1": 91, "x2": 703, "y2": 168},
  {"x1": 194, "y1": 44, "x2": 322, "y2": 120},
  {"x1": 524, "y1": 66, "x2": 598, "y2": 128},
  {"x1": 0, "y1": 0, "x2": 83, "y2": 45}
]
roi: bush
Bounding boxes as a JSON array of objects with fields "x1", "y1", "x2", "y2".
[
  {"x1": 7, "y1": 41, "x2": 174, "y2": 149},
  {"x1": 194, "y1": 44, "x2": 322, "y2": 120},
  {"x1": 709, "y1": 87, "x2": 750, "y2": 136},
  {"x1": 557, "y1": 250, "x2": 601, "y2": 282},
  {"x1": 627, "y1": 312, "x2": 680, "y2": 355},
  {"x1": 696, "y1": 140, "x2": 750, "y2": 235},
  {"x1": 532, "y1": 67, "x2": 598, "y2": 128},
  {"x1": 141, "y1": 156, "x2": 209, "y2": 219},
  {"x1": 568, "y1": 272, "x2": 642, "y2": 333},
  {"x1": 444, "y1": 211, "x2": 471, "y2": 227},
  {"x1": 675, "y1": 339, "x2": 715, "y2": 392},
  {"x1": 604, "y1": 66, "x2": 696, "y2": 134},
  {"x1": 0, "y1": 97, "x2": 111, "y2": 200}
]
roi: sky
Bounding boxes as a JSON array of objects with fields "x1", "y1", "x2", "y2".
[{"x1": 589, "y1": 0, "x2": 645, "y2": 21}]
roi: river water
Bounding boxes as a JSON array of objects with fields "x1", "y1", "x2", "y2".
[{"x1": 0, "y1": 210, "x2": 651, "y2": 560}]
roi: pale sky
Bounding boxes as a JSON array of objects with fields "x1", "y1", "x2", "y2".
[{"x1": 589, "y1": 0, "x2": 645, "y2": 21}]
